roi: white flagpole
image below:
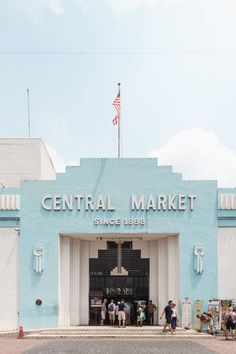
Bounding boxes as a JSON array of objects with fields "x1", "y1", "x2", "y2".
[
  {"x1": 118, "y1": 83, "x2": 121, "y2": 158},
  {"x1": 27, "y1": 88, "x2": 31, "y2": 138}
]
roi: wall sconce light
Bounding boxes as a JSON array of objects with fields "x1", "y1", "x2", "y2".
[
  {"x1": 35, "y1": 299, "x2": 42, "y2": 306},
  {"x1": 33, "y1": 245, "x2": 44, "y2": 274},
  {"x1": 194, "y1": 246, "x2": 205, "y2": 274}
]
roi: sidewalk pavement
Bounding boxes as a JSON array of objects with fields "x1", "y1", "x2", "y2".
[{"x1": 0, "y1": 336, "x2": 235, "y2": 354}]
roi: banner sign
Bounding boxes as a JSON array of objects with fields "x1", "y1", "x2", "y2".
[
  {"x1": 208, "y1": 299, "x2": 221, "y2": 332},
  {"x1": 181, "y1": 298, "x2": 192, "y2": 329}
]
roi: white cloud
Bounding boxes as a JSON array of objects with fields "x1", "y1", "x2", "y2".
[
  {"x1": 109, "y1": 0, "x2": 160, "y2": 12},
  {"x1": 48, "y1": 0, "x2": 64, "y2": 16},
  {"x1": 18, "y1": 0, "x2": 64, "y2": 19},
  {"x1": 109, "y1": 0, "x2": 236, "y2": 13},
  {"x1": 76, "y1": 0, "x2": 89, "y2": 12},
  {"x1": 46, "y1": 144, "x2": 65, "y2": 172},
  {"x1": 149, "y1": 129, "x2": 236, "y2": 187}
]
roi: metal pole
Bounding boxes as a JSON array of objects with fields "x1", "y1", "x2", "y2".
[
  {"x1": 27, "y1": 88, "x2": 31, "y2": 138},
  {"x1": 118, "y1": 83, "x2": 121, "y2": 158},
  {"x1": 118, "y1": 119, "x2": 120, "y2": 158}
]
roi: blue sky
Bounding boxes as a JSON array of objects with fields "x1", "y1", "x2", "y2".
[{"x1": 1, "y1": 0, "x2": 236, "y2": 186}]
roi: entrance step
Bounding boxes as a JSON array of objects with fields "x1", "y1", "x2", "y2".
[{"x1": 26, "y1": 326, "x2": 214, "y2": 339}]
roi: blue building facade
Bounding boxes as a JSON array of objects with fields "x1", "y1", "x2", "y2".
[{"x1": 1, "y1": 156, "x2": 236, "y2": 330}]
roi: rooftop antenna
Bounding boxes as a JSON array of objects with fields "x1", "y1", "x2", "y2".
[{"x1": 27, "y1": 88, "x2": 31, "y2": 138}]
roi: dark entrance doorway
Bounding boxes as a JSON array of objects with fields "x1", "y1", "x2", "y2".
[{"x1": 89, "y1": 241, "x2": 149, "y2": 325}]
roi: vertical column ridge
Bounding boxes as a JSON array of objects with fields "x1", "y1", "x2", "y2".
[{"x1": 59, "y1": 236, "x2": 71, "y2": 326}]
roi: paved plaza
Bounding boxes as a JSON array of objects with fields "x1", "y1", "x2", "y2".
[
  {"x1": 22, "y1": 339, "x2": 217, "y2": 354},
  {"x1": 0, "y1": 337, "x2": 235, "y2": 354}
]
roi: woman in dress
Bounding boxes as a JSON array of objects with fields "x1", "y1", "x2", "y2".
[
  {"x1": 100, "y1": 298, "x2": 107, "y2": 325},
  {"x1": 137, "y1": 302, "x2": 145, "y2": 327}
]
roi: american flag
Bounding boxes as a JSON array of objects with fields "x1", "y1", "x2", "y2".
[{"x1": 112, "y1": 86, "x2": 120, "y2": 125}]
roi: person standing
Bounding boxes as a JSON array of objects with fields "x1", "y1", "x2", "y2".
[
  {"x1": 115, "y1": 302, "x2": 119, "y2": 325},
  {"x1": 147, "y1": 300, "x2": 157, "y2": 325},
  {"x1": 118, "y1": 299, "x2": 126, "y2": 328},
  {"x1": 137, "y1": 302, "x2": 145, "y2": 327},
  {"x1": 100, "y1": 298, "x2": 107, "y2": 326},
  {"x1": 160, "y1": 300, "x2": 174, "y2": 334},
  {"x1": 224, "y1": 307, "x2": 236, "y2": 340},
  {"x1": 127, "y1": 300, "x2": 134, "y2": 324},
  {"x1": 108, "y1": 299, "x2": 115, "y2": 325},
  {"x1": 125, "y1": 301, "x2": 131, "y2": 325}
]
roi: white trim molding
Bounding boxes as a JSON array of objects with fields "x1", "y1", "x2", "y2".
[
  {"x1": 218, "y1": 194, "x2": 236, "y2": 210},
  {"x1": 0, "y1": 195, "x2": 20, "y2": 210}
]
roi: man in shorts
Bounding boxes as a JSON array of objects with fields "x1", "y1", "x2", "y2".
[
  {"x1": 160, "y1": 300, "x2": 174, "y2": 334},
  {"x1": 118, "y1": 299, "x2": 126, "y2": 328}
]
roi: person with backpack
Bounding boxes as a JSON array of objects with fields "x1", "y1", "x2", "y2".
[
  {"x1": 108, "y1": 299, "x2": 115, "y2": 325},
  {"x1": 223, "y1": 307, "x2": 236, "y2": 340}
]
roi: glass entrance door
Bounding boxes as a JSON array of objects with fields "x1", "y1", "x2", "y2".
[
  {"x1": 89, "y1": 275, "x2": 149, "y2": 324},
  {"x1": 89, "y1": 241, "x2": 149, "y2": 325}
]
